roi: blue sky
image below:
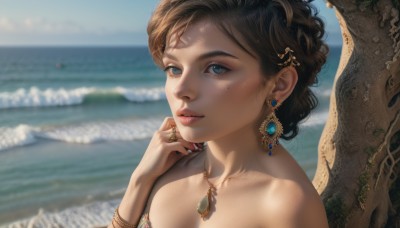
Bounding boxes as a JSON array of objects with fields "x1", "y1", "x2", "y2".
[{"x1": 0, "y1": 0, "x2": 341, "y2": 46}]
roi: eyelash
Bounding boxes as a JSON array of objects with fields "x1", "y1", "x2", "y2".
[
  {"x1": 206, "y1": 64, "x2": 230, "y2": 75},
  {"x1": 163, "y1": 66, "x2": 182, "y2": 77},
  {"x1": 163, "y1": 64, "x2": 230, "y2": 77}
]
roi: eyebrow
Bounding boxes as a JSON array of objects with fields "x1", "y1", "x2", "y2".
[{"x1": 162, "y1": 50, "x2": 239, "y2": 61}]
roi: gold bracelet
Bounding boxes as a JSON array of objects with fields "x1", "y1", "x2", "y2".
[{"x1": 112, "y1": 206, "x2": 137, "y2": 228}]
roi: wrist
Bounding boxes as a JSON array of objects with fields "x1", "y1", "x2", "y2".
[{"x1": 130, "y1": 169, "x2": 157, "y2": 187}]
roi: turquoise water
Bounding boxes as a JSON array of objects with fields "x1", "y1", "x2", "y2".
[{"x1": 0, "y1": 46, "x2": 340, "y2": 226}]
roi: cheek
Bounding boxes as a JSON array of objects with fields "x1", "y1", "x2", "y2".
[
  {"x1": 221, "y1": 80, "x2": 262, "y2": 105},
  {"x1": 207, "y1": 79, "x2": 265, "y2": 124},
  {"x1": 202, "y1": 80, "x2": 263, "y2": 137},
  {"x1": 165, "y1": 79, "x2": 177, "y2": 102},
  {"x1": 165, "y1": 82, "x2": 176, "y2": 111},
  {"x1": 165, "y1": 85, "x2": 172, "y2": 102}
]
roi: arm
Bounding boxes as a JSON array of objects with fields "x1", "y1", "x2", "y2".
[
  {"x1": 106, "y1": 171, "x2": 157, "y2": 227},
  {"x1": 107, "y1": 117, "x2": 196, "y2": 227}
]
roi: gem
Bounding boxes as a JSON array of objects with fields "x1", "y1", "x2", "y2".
[
  {"x1": 268, "y1": 151, "x2": 272, "y2": 156},
  {"x1": 272, "y1": 99, "x2": 278, "y2": 107},
  {"x1": 197, "y1": 192, "x2": 210, "y2": 218},
  {"x1": 269, "y1": 144, "x2": 273, "y2": 149},
  {"x1": 266, "y1": 122, "x2": 277, "y2": 135}
]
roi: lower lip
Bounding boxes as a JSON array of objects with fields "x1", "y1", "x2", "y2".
[{"x1": 178, "y1": 116, "x2": 204, "y2": 125}]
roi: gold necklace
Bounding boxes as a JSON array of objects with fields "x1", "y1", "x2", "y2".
[{"x1": 196, "y1": 157, "x2": 231, "y2": 219}]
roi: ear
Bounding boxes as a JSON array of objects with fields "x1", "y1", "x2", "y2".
[{"x1": 270, "y1": 67, "x2": 298, "y2": 103}]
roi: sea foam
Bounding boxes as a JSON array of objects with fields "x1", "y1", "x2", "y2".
[
  {"x1": 0, "y1": 118, "x2": 162, "y2": 152},
  {"x1": 3, "y1": 199, "x2": 119, "y2": 228},
  {"x1": 0, "y1": 86, "x2": 166, "y2": 109},
  {"x1": 0, "y1": 125, "x2": 39, "y2": 152}
]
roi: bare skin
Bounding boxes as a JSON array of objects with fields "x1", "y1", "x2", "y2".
[{"x1": 109, "y1": 18, "x2": 328, "y2": 228}]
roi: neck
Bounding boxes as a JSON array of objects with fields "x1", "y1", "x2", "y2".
[{"x1": 203, "y1": 123, "x2": 266, "y2": 182}]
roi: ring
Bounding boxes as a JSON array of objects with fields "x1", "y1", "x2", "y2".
[{"x1": 168, "y1": 126, "x2": 178, "y2": 143}]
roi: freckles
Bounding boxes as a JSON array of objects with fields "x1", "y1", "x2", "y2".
[
  {"x1": 225, "y1": 85, "x2": 230, "y2": 92},
  {"x1": 221, "y1": 85, "x2": 233, "y2": 99}
]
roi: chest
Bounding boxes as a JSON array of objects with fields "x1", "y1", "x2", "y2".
[{"x1": 145, "y1": 177, "x2": 268, "y2": 228}]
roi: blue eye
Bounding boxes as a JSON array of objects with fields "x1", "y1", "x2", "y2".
[
  {"x1": 164, "y1": 66, "x2": 182, "y2": 76},
  {"x1": 207, "y1": 64, "x2": 229, "y2": 75}
]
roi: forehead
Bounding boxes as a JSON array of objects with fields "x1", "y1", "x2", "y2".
[{"x1": 164, "y1": 18, "x2": 253, "y2": 58}]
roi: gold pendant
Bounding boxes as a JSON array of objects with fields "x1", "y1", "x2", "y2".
[{"x1": 197, "y1": 188, "x2": 211, "y2": 218}]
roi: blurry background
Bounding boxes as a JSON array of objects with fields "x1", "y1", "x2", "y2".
[
  {"x1": 0, "y1": 1, "x2": 341, "y2": 226},
  {"x1": 0, "y1": 0, "x2": 341, "y2": 46}
]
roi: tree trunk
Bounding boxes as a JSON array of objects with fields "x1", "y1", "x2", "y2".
[{"x1": 312, "y1": 0, "x2": 400, "y2": 227}]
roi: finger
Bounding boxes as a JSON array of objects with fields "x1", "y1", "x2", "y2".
[
  {"x1": 164, "y1": 128, "x2": 182, "y2": 138},
  {"x1": 163, "y1": 127, "x2": 180, "y2": 140},
  {"x1": 159, "y1": 117, "x2": 176, "y2": 131},
  {"x1": 194, "y1": 142, "x2": 206, "y2": 151},
  {"x1": 163, "y1": 129, "x2": 201, "y2": 151},
  {"x1": 166, "y1": 142, "x2": 192, "y2": 155},
  {"x1": 164, "y1": 127, "x2": 178, "y2": 143},
  {"x1": 176, "y1": 139, "x2": 196, "y2": 151}
]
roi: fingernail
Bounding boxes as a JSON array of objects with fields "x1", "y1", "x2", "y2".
[
  {"x1": 188, "y1": 150, "x2": 193, "y2": 153},
  {"x1": 193, "y1": 143, "x2": 198, "y2": 150}
]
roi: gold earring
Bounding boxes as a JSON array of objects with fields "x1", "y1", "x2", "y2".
[{"x1": 259, "y1": 99, "x2": 283, "y2": 156}]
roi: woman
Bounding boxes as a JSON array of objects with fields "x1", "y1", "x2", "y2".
[{"x1": 109, "y1": 0, "x2": 329, "y2": 227}]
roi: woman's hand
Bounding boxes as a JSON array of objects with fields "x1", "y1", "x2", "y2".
[{"x1": 134, "y1": 117, "x2": 201, "y2": 180}]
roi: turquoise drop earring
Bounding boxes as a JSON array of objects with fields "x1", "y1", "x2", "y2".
[{"x1": 259, "y1": 99, "x2": 283, "y2": 156}]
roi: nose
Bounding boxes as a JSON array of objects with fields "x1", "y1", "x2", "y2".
[{"x1": 172, "y1": 70, "x2": 198, "y2": 101}]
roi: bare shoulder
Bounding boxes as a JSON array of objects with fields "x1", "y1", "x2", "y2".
[
  {"x1": 261, "y1": 177, "x2": 329, "y2": 228},
  {"x1": 255, "y1": 146, "x2": 329, "y2": 227}
]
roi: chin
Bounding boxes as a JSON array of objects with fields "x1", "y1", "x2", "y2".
[{"x1": 178, "y1": 127, "x2": 208, "y2": 143}]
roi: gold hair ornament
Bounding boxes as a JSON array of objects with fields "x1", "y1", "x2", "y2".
[{"x1": 277, "y1": 47, "x2": 300, "y2": 68}]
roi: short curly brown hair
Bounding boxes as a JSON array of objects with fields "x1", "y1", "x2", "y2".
[{"x1": 147, "y1": 0, "x2": 329, "y2": 140}]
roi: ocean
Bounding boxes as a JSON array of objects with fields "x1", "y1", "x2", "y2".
[{"x1": 0, "y1": 46, "x2": 340, "y2": 227}]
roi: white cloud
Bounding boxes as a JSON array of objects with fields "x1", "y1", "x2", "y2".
[
  {"x1": 24, "y1": 18, "x2": 35, "y2": 28},
  {"x1": 0, "y1": 16, "x2": 122, "y2": 35},
  {"x1": 24, "y1": 17, "x2": 85, "y2": 34},
  {"x1": 0, "y1": 17, "x2": 16, "y2": 31},
  {"x1": 0, "y1": 16, "x2": 143, "y2": 46}
]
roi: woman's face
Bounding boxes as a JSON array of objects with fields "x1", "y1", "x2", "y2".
[{"x1": 163, "y1": 18, "x2": 273, "y2": 143}]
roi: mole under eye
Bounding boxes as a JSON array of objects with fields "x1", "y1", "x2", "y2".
[
  {"x1": 164, "y1": 66, "x2": 182, "y2": 76},
  {"x1": 206, "y1": 64, "x2": 230, "y2": 75}
]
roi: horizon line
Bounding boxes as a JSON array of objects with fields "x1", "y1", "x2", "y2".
[{"x1": 0, "y1": 43, "x2": 343, "y2": 48}]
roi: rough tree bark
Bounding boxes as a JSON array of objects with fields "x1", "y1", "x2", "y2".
[{"x1": 312, "y1": 0, "x2": 400, "y2": 227}]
